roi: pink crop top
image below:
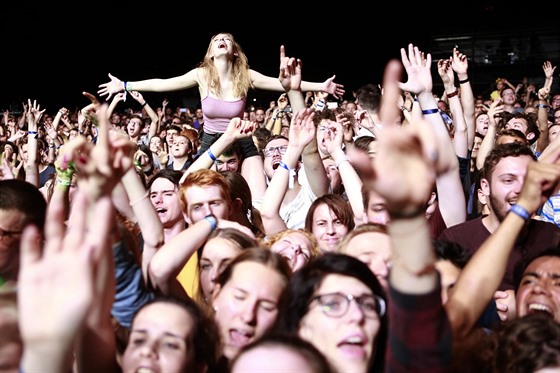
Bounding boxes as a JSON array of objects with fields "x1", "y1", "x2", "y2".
[{"x1": 200, "y1": 95, "x2": 246, "y2": 134}]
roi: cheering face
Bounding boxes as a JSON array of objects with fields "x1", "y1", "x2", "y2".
[
  {"x1": 516, "y1": 256, "x2": 560, "y2": 322},
  {"x1": 150, "y1": 178, "x2": 183, "y2": 228}
]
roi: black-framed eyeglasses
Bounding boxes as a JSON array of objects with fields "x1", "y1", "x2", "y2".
[
  {"x1": 0, "y1": 227, "x2": 23, "y2": 240},
  {"x1": 312, "y1": 292, "x2": 386, "y2": 319},
  {"x1": 263, "y1": 145, "x2": 288, "y2": 158}
]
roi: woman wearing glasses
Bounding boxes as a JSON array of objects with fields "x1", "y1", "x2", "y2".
[{"x1": 272, "y1": 253, "x2": 388, "y2": 373}]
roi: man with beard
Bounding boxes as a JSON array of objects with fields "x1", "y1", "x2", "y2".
[{"x1": 439, "y1": 142, "x2": 560, "y2": 292}]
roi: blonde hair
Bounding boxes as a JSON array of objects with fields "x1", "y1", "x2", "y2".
[{"x1": 200, "y1": 32, "x2": 253, "y2": 99}]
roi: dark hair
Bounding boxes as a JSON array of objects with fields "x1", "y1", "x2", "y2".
[
  {"x1": 0, "y1": 179, "x2": 47, "y2": 231},
  {"x1": 354, "y1": 83, "x2": 382, "y2": 112},
  {"x1": 304, "y1": 194, "x2": 355, "y2": 233},
  {"x1": 146, "y1": 169, "x2": 183, "y2": 190},
  {"x1": 491, "y1": 313, "x2": 560, "y2": 373},
  {"x1": 220, "y1": 170, "x2": 265, "y2": 239},
  {"x1": 129, "y1": 296, "x2": 221, "y2": 372},
  {"x1": 273, "y1": 253, "x2": 387, "y2": 372},
  {"x1": 513, "y1": 246, "x2": 560, "y2": 292},
  {"x1": 481, "y1": 142, "x2": 536, "y2": 183},
  {"x1": 230, "y1": 333, "x2": 334, "y2": 373},
  {"x1": 353, "y1": 135, "x2": 376, "y2": 153},
  {"x1": 498, "y1": 112, "x2": 540, "y2": 145},
  {"x1": 433, "y1": 239, "x2": 472, "y2": 269},
  {"x1": 495, "y1": 128, "x2": 528, "y2": 145}
]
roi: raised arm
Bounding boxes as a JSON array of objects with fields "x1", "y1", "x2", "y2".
[
  {"x1": 475, "y1": 99, "x2": 504, "y2": 170},
  {"x1": 260, "y1": 109, "x2": 317, "y2": 235},
  {"x1": 452, "y1": 47, "x2": 476, "y2": 150},
  {"x1": 350, "y1": 57, "x2": 453, "y2": 372},
  {"x1": 324, "y1": 119, "x2": 364, "y2": 221},
  {"x1": 447, "y1": 145, "x2": 560, "y2": 338},
  {"x1": 130, "y1": 91, "x2": 160, "y2": 140},
  {"x1": 98, "y1": 69, "x2": 201, "y2": 101},
  {"x1": 278, "y1": 46, "x2": 329, "y2": 197},
  {"x1": 400, "y1": 44, "x2": 466, "y2": 227}
]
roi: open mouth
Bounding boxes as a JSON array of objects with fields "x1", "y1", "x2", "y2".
[{"x1": 527, "y1": 303, "x2": 553, "y2": 318}]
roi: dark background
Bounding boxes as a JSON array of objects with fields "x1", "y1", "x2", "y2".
[{"x1": 2, "y1": 4, "x2": 558, "y2": 115}]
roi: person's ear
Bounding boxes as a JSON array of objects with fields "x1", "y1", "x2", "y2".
[
  {"x1": 526, "y1": 132, "x2": 535, "y2": 141},
  {"x1": 232, "y1": 197, "x2": 243, "y2": 212},
  {"x1": 480, "y1": 178, "x2": 491, "y2": 197}
]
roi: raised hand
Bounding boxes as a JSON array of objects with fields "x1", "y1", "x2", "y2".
[
  {"x1": 17, "y1": 188, "x2": 114, "y2": 373},
  {"x1": 451, "y1": 47, "x2": 468, "y2": 75},
  {"x1": 322, "y1": 75, "x2": 345, "y2": 100},
  {"x1": 97, "y1": 73, "x2": 124, "y2": 100},
  {"x1": 279, "y1": 45, "x2": 302, "y2": 92},
  {"x1": 398, "y1": 43, "x2": 433, "y2": 95}
]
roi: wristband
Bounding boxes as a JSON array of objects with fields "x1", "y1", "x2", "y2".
[
  {"x1": 446, "y1": 89, "x2": 459, "y2": 98},
  {"x1": 509, "y1": 204, "x2": 530, "y2": 221},
  {"x1": 141, "y1": 102, "x2": 147, "y2": 107},
  {"x1": 536, "y1": 104, "x2": 550, "y2": 109},
  {"x1": 56, "y1": 177, "x2": 72, "y2": 186},
  {"x1": 421, "y1": 108, "x2": 439, "y2": 115},
  {"x1": 204, "y1": 215, "x2": 218, "y2": 231},
  {"x1": 207, "y1": 149, "x2": 217, "y2": 162},
  {"x1": 124, "y1": 81, "x2": 132, "y2": 91},
  {"x1": 335, "y1": 155, "x2": 350, "y2": 168},
  {"x1": 278, "y1": 161, "x2": 290, "y2": 171},
  {"x1": 27, "y1": 131, "x2": 38, "y2": 135},
  {"x1": 459, "y1": 78, "x2": 470, "y2": 84}
]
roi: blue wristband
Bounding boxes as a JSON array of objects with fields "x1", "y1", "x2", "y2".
[
  {"x1": 421, "y1": 108, "x2": 439, "y2": 115},
  {"x1": 204, "y1": 215, "x2": 218, "y2": 231},
  {"x1": 207, "y1": 149, "x2": 217, "y2": 162},
  {"x1": 509, "y1": 204, "x2": 530, "y2": 221},
  {"x1": 278, "y1": 161, "x2": 290, "y2": 171}
]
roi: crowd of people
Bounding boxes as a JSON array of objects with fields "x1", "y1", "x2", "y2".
[{"x1": 1, "y1": 33, "x2": 560, "y2": 372}]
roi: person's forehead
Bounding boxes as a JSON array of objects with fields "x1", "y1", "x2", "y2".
[
  {"x1": 494, "y1": 155, "x2": 531, "y2": 174},
  {"x1": 150, "y1": 178, "x2": 177, "y2": 192},
  {"x1": 266, "y1": 138, "x2": 288, "y2": 148},
  {"x1": 524, "y1": 256, "x2": 560, "y2": 275}
]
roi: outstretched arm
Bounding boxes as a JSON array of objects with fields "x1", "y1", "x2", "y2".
[{"x1": 98, "y1": 69, "x2": 201, "y2": 101}]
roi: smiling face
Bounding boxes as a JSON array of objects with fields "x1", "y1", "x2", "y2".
[
  {"x1": 212, "y1": 261, "x2": 285, "y2": 360},
  {"x1": 516, "y1": 256, "x2": 560, "y2": 322},
  {"x1": 298, "y1": 274, "x2": 380, "y2": 373},
  {"x1": 122, "y1": 302, "x2": 198, "y2": 373},
  {"x1": 311, "y1": 203, "x2": 349, "y2": 254},
  {"x1": 482, "y1": 155, "x2": 532, "y2": 222}
]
